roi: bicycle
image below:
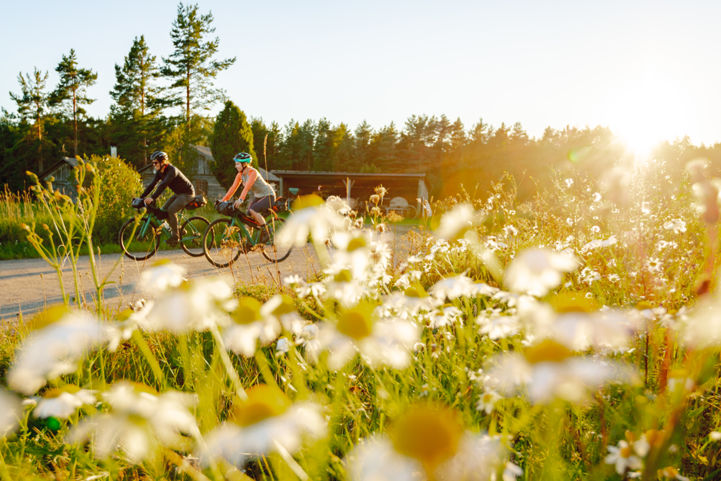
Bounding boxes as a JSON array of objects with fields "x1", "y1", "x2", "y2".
[
  {"x1": 119, "y1": 196, "x2": 210, "y2": 261},
  {"x1": 202, "y1": 199, "x2": 292, "y2": 268}
]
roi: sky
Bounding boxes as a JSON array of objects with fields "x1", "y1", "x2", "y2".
[{"x1": 3, "y1": 0, "x2": 721, "y2": 149}]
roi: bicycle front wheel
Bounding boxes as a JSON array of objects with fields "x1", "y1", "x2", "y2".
[
  {"x1": 261, "y1": 217, "x2": 293, "y2": 263},
  {"x1": 119, "y1": 216, "x2": 160, "y2": 261},
  {"x1": 203, "y1": 218, "x2": 245, "y2": 268},
  {"x1": 181, "y1": 216, "x2": 210, "y2": 257}
]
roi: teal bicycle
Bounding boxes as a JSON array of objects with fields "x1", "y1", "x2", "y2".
[
  {"x1": 119, "y1": 196, "x2": 210, "y2": 261},
  {"x1": 202, "y1": 200, "x2": 292, "y2": 267}
]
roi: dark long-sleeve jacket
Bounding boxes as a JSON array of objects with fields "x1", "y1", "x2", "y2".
[{"x1": 140, "y1": 164, "x2": 194, "y2": 200}]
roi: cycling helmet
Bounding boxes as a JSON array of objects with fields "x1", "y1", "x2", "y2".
[
  {"x1": 233, "y1": 152, "x2": 252, "y2": 163},
  {"x1": 150, "y1": 151, "x2": 168, "y2": 163}
]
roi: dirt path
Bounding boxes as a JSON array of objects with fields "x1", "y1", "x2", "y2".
[
  {"x1": 0, "y1": 225, "x2": 417, "y2": 322},
  {"x1": 0, "y1": 246, "x2": 321, "y2": 322}
]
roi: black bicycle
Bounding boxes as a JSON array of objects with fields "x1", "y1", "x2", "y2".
[
  {"x1": 119, "y1": 196, "x2": 210, "y2": 261},
  {"x1": 202, "y1": 199, "x2": 292, "y2": 267}
]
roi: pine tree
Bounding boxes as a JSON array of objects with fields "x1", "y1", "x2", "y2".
[
  {"x1": 352, "y1": 121, "x2": 373, "y2": 171},
  {"x1": 50, "y1": 49, "x2": 97, "y2": 156},
  {"x1": 210, "y1": 100, "x2": 255, "y2": 188},
  {"x1": 250, "y1": 118, "x2": 282, "y2": 169},
  {"x1": 110, "y1": 36, "x2": 166, "y2": 165},
  {"x1": 10, "y1": 68, "x2": 52, "y2": 172},
  {"x1": 370, "y1": 123, "x2": 399, "y2": 172},
  {"x1": 161, "y1": 2, "x2": 235, "y2": 129}
]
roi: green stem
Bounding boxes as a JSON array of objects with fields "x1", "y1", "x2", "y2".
[
  {"x1": 209, "y1": 325, "x2": 247, "y2": 400},
  {"x1": 255, "y1": 349, "x2": 280, "y2": 391},
  {"x1": 131, "y1": 329, "x2": 166, "y2": 390}
]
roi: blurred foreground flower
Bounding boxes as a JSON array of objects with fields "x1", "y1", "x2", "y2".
[
  {"x1": 0, "y1": 389, "x2": 22, "y2": 437},
  {"x1": 66, "y1": 382, "x2": 199, "y2": 463},
  {"x1": 435, "y1": 203, "x2": 483, "y2": 240},
  {"x1": 137, "y1": 259, "x2": 186, "y2": 294},
  {"x1": 276, "y1": 194, "x2": 350, "y2": 248},
  {"x1": 141, "y1": 275, "x2": 235, "y2": 334},
  {"x1": 199, "y1": 384, "x2": 325, "y2": 467},
  {"x1": 8, "y1": 306, "x2": 107, "y2": 395},
  {"x1": 33, "y1": 385, "x2": 96, "y2": 419},
  {"x1": 345, "y1": 402, "x2": 512, "y2": 481},
  {"x1": 484, "y1": 338, "x2": 637, "y2": 404},
  {"x1": 504, "y1": 248, "x2": 578, "y2": 297},
  {"x1": 306, "y1": 300, "x2": 419, "y2": 370}
]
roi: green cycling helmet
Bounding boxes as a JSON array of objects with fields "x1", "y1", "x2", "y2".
[{"x1": 234, "y1": 152, "x2": 252, "y2": 163}]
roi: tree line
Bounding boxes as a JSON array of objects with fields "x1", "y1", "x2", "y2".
[{"x1": 2, "y1": 2, "x2": 721, "y2": 200}]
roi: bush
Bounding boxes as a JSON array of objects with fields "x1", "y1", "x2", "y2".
[{"x1": 90, "y1": 155, "x2": 142, "y2": 243}]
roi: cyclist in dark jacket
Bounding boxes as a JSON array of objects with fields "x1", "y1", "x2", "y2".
[{"x1": 141, "y1": 150, "x2": 195, "y2": 245}]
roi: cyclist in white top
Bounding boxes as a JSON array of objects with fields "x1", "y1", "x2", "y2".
[{"x1": 220, "y1": 152, "x2": 276, "y2": 243}]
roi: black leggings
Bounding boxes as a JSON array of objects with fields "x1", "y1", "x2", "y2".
[{"x1": 249, "y1": 195, "x2": 274, "y2": 216}]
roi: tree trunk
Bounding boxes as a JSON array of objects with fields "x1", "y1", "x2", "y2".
[{"x1": 72, "y1": 87, "x2": 78, "y2": 156}]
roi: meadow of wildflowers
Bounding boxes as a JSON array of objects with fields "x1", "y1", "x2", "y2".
[{"x1": 2, "y1": 159, "x2": 721, "y2": 480}]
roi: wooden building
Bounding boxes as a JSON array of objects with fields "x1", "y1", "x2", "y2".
[{"x1": 271, "y1": 170, "x2": 428, "y2": 215}]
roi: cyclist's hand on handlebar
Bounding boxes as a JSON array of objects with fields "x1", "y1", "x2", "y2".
[{"x1": 233, "y1": 198, "x2": 244, "y2": 210}]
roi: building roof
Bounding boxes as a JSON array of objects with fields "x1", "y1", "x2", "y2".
[
  {"x1": 271, "y1": 170, "x2": 426, "y2": 201},
  {"x1": 38, "y1": 157, "x2": 79, "y2": 180},
  {"x1": 271, "y1": 170, "x2": 425, "y2": 179}
]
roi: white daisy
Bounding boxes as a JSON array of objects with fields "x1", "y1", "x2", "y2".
[
  {"x1": 0, "y1": 389, "x2": 22, "y2": 437},
  {"x1": 137, "y1": 260, "x2": 186, "y2": 294},
  {"x1": 199, "y1": 384, "x2": 326, "y2": 467},
  {"x1": 33, "y1": 386, "x2": 96, "y2": 418},
  {"x1": 8, "y1": 306, "x2": 107, "y2": 395},
  {"x1": 66, "y1": 382, "x2": 199, "y2": 463},
  {"x1": 503, "y1": 248, "x2": 578, "y2": 297}
]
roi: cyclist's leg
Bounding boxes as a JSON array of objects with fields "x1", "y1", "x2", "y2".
[
  {"x1": 164, "y1": 194, "x2": 194, "y2": 241},
  {"x1": 249, "y1": 196, "x2": 273, "y2": 243}
]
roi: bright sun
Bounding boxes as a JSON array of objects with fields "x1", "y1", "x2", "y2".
[{"x1": 602, "y1": 70, "x2": 689, "y2": 165}]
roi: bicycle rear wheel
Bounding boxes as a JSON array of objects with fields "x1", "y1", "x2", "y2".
[
  {"x1": 181, "y1": 216, "x2": 210, "y2": 257},
  {"x1": 203, "y1": 218, "x2": 245, "y2": 268},
  {"x1": 261, "y1": 217, "x2": 293, "y2": 263},
  {"x1": 119, "y1": 216, "x2": 160, "y2": 261}
]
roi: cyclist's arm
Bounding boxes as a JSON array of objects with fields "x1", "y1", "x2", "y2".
[
  {"x1": 237, "y1": 168, "x2": 258, "y2": 202},
  {"x1": 140, "y1": 170, "x2": 162, "y2": 198},
  {"x1": 150, "y1": 167, "x2": 177, "y2": 200},
  {"x1": 221, "y1": 172, "x2": 243, "y2": 201}
]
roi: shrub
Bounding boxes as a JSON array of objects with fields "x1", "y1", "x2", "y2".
[{"x1": 89, "y1": 155, "x2": 142, "y2": 243}]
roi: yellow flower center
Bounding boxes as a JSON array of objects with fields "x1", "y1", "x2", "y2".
[
  {"x1": 405, "y1": 283, "x2": 428, "y2": 298},
  {"x1": 523, "y1": 338, "x2": 574, "y2": 364},
  {"x1": 346, "y1": 236, "x2": 367, "y2": 252},
  {"x1": 230, "y1": 384, "x2": 291, "y2": 426},
  {"x1": 336, "y1": 301, "x2": 375, "y2": 340},
  {"x1": 390, "y1": 403, "x2": 464, "y2": 474},
  {"x1": 29, "y1": 305, "x2": 72, "y2": 330},
  {"x1": 291, "y1": 194, "x2": 324, "y2": 211},
  {"x1": 232, "y1": 297, "x2": 263, "y2": 325},
  {"x1": 620, "y1": 444, "x2": 633, "y2": 458},
  {"x1": 547, "y1": 292, "x2": 599, "y2": 313},
  {"x1": 334, "y1": 269, "x2": 353, "y2": 283}
]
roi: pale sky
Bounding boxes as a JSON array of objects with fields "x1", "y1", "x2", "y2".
[{"x1": 2, "y1": 0, "x2": 721, "y2": 147}]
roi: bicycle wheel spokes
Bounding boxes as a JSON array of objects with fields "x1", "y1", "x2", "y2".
[
  {"x1": 119, "y1": 216, "x2": 160, "y2": 261},
  {"x1": 181, "y1": 216, "x2": 210, "y2": 257},
  {"x1": 261, "y1": 217, "x2": 292, "y2": 263},
  {"x1": 203, "y1": 218, "x2": 244, "y2": 268}
]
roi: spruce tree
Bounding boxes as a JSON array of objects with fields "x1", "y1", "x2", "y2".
[
  {"x1": 110, "y1": 36, "x2": 166, "y2": 165},
  {"x1": 161, "y1": 2, "x2": 235, "y2": 129},
  {"x1": 210, "y1": 100, "x2": 255, "y2": 188},
  {"x1": 50, "y1": 49, "x2": 97, "y2": 156}
]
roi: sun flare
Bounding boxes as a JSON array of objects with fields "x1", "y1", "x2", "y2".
[{"x1": 602, "y1": 70, "x2": 689, "y2": 165}]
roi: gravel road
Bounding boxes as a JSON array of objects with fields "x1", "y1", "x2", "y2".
[
  {"x1": 0, "y1": 224, "x2": 416, "y2": 322},
  {"x1": 0, "y1": 246, "x2": 320, "y2": 322}
]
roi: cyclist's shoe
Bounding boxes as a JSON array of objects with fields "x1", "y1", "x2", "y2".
[
  {"x1": 167, "y1": 235, "x2": 180, "y2": 247},
  {"x1": 258, "y1": 226, "x2": 271, "y2": 245}
]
